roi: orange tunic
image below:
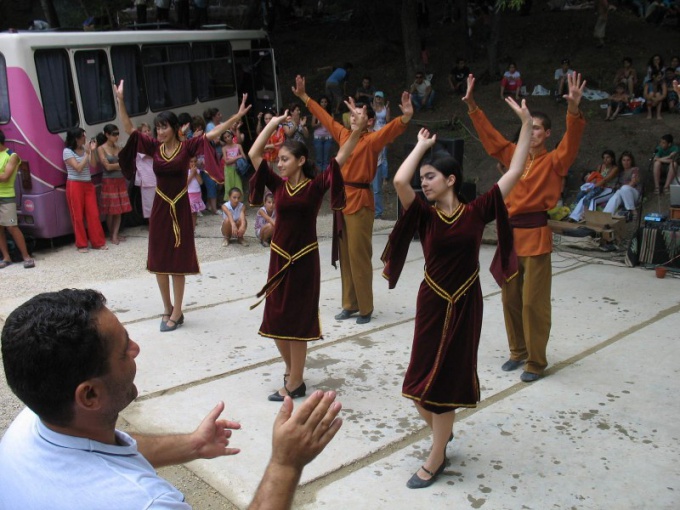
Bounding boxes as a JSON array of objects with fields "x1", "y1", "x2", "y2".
[
  {"x1": 306, "y1": 98, "x2": 408, "y2": 215},
  {"x1": 469, "y1": 108, "x2": 586, "y2": 256}
]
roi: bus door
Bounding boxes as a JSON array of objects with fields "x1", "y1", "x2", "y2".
[{"x1": 233, "y1": 47, "x2": 279, "y2": 143}]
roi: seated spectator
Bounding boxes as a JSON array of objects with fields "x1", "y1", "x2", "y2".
[
  {"x1": 355, "y1": 76, "x2": 376, "y2": 102},
  {"x1": 221, "y1": 187, "x2": 248, "y2": 246},
  {"x1": 603, "y1": 151, "x2": 641, "y2": 219},
  {"x1": 554, "y1": 58, "x2": 574, "y2": 102},
  {"x1": 255, "y1": 192, "x2": 276, "y2": 247},
  {"x1": 663, "y1": 67, "x2": 679, "y2": 112},
  {"x1": 605, "y1": 83, "x2": 629, "y2": 120},
  {"x1": 448, "y1": 58, "x2": 470, "y2": 95},
  {"x1": 644, "y1": 70, "x2": 668, "y2": 119},
  {"x1": 0, "y1": 289, "x2": 343, "y2": 510},
  {"x1": 644, "y1": 54, "x2": 665, "y2": 83},
  {"x1": 410, "y1": 71, "x2": 435, "y2": 111},
  {"x1": 500, "y1": 62, "x2": 522, "y2": 100},
  {"x1": 613, "y1": 57, "x2": 638, "y2": 97},
  {"x1": 568, "y1": 149, "x2": 619, "y2": 222},
  {"x1": 652, "y1": 134, "x2": 679, "y2": 194},
  {"x1": 670, "y1": 55, "x2": 680, "y2": 78}
]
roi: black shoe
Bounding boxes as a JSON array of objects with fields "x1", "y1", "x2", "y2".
[
  {"x1": 520, "y1": 371, "x2": 541, "y2": 383},
  {"x1": 160, "y1": 318, "x2": 180, "y2": 332},
  {"x1": 356, "y1": 311, "x2": 372, "y2": 324},
  {"x1": 406, "y1": 461, "x2": 446, "y2": 489},
  {"x1": 335, "y1": 309, "x2": 358, "y2": 320},
  {"x1": 268, "y1": 381, "x2": 307, "y2": 402},
  {"x1": 501, "y1": 358, "x2": 525, "y2": 371}
]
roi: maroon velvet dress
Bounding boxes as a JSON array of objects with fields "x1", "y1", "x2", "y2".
[
  {"x1": 382, "y1": 185, "x2": 515, "y2": 414},
  {"x1": 131, "y1": 131, "x2": 204, "y2": 275},
  {"x1": 249, "y1": 159, "x2": 345, "y2": 341}
]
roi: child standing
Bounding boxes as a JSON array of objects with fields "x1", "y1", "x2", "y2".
[
  {"x1": 221, "y1": 130, "x2": 246, "y2": 201},
  {"x1": 255, "y1": 192, "x2": 276, "y2": 247},
  {"x1": 187, "y1": 156, "x2": 205, "y2": 231},
  {"x1": 221, "y1": 187, "x2": 248, "y2": 246}
]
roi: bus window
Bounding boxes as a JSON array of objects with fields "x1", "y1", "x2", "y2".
[
  {"x1": 111, "y1": 45, "x2": 148, "y2": 116},
  {"x1": 142, "y1": 44, "x2": 193, "y2": 111},
  {"x1": 192, "y1": 42, "x2": 235, "y2": 101},
  {"x1": 0, "y1": 54, "x2": 9, "y2": 124},
  {"x1": 35, "y1": 49, "x2": 78, "y2": 132},
  {"x1": 74, "y1": 50, "x2": 115, "y2": 125}
]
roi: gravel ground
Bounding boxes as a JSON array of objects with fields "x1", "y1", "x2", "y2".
[
  {"x1": 0, "y1": 207, "x2": 396, "y2": 508},
  {"x1": 0, "y1": 206, "x2": 396, "y2": 303}
]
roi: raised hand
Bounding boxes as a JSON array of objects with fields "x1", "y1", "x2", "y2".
[
  {"x1": 238, "y1": 93, "x2": 252, "y2": 117},
  {"x1": 416, "y1": 128, "x2": 437, "y2": 149},
  {"x1": 504, "y1": 97, "x2": 531, "y2": 124},
  {"x1": 344, "y1": 100, "x2": 368, "y2": 131},
  {"x1": 462, "y1": 74, "x2": 476, "y2": 105},
  {"x1": 271, "y1": 109, "x2": 290, "y2": 126},
  {"x1": 190, "y1": 401, "x2": 241, "y2": 459},
  {"x1": 271, "y1": 390, "x2": 342, "y2": 470},
  {"x1": 114, "y1": 80, "x2": 125, "y2": 101},
  {"x1": 292, "y1": 75, "x2": 307, "y2": 98},
  {"x1": 399, "y1": 91, "x2": 413, "y2": 119},
  {"x1": 564, "y1": 72, "x2": 586, "y2": 107}
]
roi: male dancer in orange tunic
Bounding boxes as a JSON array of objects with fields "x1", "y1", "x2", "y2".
[{"x1": 463, "y1": 73, "x2": 586, "y2": 382}]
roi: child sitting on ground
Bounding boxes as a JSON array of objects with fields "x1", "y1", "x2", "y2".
[
  {"x1": 500, "y1": 62, "x2": 522, "y2": 100},
  {"x1": 554, "y1": 58, "x2": 574, "y2": 102},
  {"x1": 187, "y1": 156, "x2": 205, "y2": 231},
  {"x1": 605, "y1": 83, "x2": 629, "y2": 120},
  {"x1": 254, "y1": 192, "x2": 276, "y2": 247},
  {"x1": 221, "y1": 187, "x2": 248, "y2": 246}
]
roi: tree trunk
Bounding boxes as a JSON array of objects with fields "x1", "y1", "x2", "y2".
[
  {"x1": 401, "y1": 0, "x2": 420, "y2": 83},
  {"x1": 454, "y1": 0, "x2": 470, "y2": 61},
  {"x1": 39, "y1": 0, "x2": 60, "y2": 27},
  {"x1": 486, "y1": 7, "x2": 502, "y2": 80}
]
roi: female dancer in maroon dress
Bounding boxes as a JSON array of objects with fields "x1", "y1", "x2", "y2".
[
  {"x1": 115, "y1": 80, "x2": 250, "y2": 332},
  {"x1": 383, "y1": 87, "x2": 532, "y2": 489},
  {"x1": 248, "y1": 104, "x2": 366, "y2": 401}
]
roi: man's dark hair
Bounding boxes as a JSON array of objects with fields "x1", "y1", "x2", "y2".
[
  {"x1": 1, "y1": 289, "x2": 109, "y2": 426},
  {"x1": 531, "y1": 111, "x2": 552, "y2": 131},
  {"x1": 661, "y1": 134, "x2": 673, "y2": 145}
]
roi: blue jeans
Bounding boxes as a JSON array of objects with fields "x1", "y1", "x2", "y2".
[
  {"x1": 314, "y1": 137, "x2": 333, "y2": 171},
  {"x1": 411, "y1": 91, "x2": 435, "y2": 111},
  {"x1": 373, "y1": 153, "x2": 388, "y2": 218}
]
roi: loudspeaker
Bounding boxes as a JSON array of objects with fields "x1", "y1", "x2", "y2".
[{"x1": 403, "y1": 138, "x2": 465, "y2": 189}]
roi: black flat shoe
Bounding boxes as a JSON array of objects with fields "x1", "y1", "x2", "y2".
[
  {"x1": 406, "y1": 461, "x2": 446, "y2": 489},
  {"x1": 335, "y1": 309, "x2": 359, "y2": 320},
  {"x1": 268, "y1": 381, "x2": 306, "y2": 402},
  {"x1": 160, "y1": 318, "x2": 180, "y2": 332}
]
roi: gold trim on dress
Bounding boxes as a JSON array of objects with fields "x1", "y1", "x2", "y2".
[
  {"x1": 419, "y1": 266, "x2": 480, "y2": 400},
  {"x1": 155, "y1": 186, "x2": 188, "y2": 248},
  {"x1": 434, "y1": 203, "x2": 464, "y2": 224},
  {"x1": 160, "y1": 141, "x2": 182, "y2": 162},
  {"x1": 285, "y1": 178, "x2": 310, "y2": 196},
  {"x1": 402, "y1": 392, "x2": 477, "y2": 409},
  {"x1": 250, "y1": 240, "x2": 319, "y2": 309}
]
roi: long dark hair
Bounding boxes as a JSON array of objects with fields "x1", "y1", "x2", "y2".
[
  {"x1": 281, "y1": 139, "x2": 315, "y2": 179},
  {"x1": 422, "y1": 156, "x2": 465, "y2": 203},
  {"x1": 65, "y1": 128, "x2": 86, "y2": 150},
  {"x1": 618, "y1": 151, "x2": 636, "y2": 168}
]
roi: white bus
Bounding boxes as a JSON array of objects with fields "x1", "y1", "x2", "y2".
[{"x1": 0, "y1": 28, "x2": 281, "y2": 239}]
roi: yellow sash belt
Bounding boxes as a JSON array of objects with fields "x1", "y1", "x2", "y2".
[
  {"x1": 250, "y1": 241, "x2": 319, "y2": 310},
  {"x1": 420, "y1": 266, "x2": 480, "y2": 397},
  {"x1": 155, "y1": 186, "x2": 188, "y2": 248}
]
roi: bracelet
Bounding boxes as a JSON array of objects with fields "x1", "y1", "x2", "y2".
[{"x1": 467, "y1": 106, "x2": 480, "y2": 115}]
